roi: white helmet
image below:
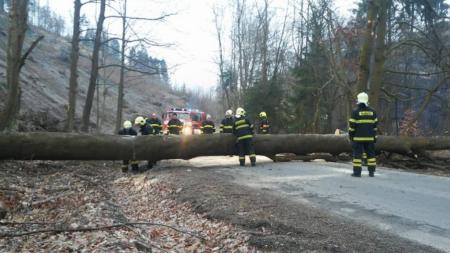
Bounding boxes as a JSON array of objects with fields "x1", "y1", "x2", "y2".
[
  {"x1": 206, "y1": 114, "x2": 212, "y2": 120},
  {"x1": 225, "y1": 109, "x2": 233, "y2": 117},
  {"x1": 134, "y1": 116, "x2": 146, "y2": 126},
  {"x1": 357, "y1": 92, "x2": 369, "y2": 105},
  {"x1": 123, "y1": 120, "x2": 132, "y2": 129},
  {"x1": 235, "y1": 107, "x2": 245, "y2": 118}
]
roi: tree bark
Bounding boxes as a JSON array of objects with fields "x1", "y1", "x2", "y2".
[
  {"x1": 81, "y1": 0, "x2": 106, "y2": 132},
  {"x1": 65, "y1": 0, "x2": 81, "y2": 132},
  {"x1": 0, "y1": 0, "x2": 5, "y2": 14},
  {"x1": 356, "y1": 0, "x2": 377, "y2": 94},
  {"x1": 115, "y1": 0, "x2": 127, "y2": 133},
  {"x1": 1, "y1": 133, "x2": 449, "y2": 161},
  {"x1": 0, "y1": 0, "x2": 29, "y2": 131},
  {"x1": 369, "y1": 0, "x2": 388, "y2": 111}
]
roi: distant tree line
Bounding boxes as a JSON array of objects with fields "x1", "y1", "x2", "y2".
[{"x1": 213, "y1": 0, "x2": 450, "y2": 136}]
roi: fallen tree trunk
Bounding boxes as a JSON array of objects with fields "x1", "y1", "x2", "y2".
[{"x1": 0, "y1": 133, "x2": 450, "y2": 161}]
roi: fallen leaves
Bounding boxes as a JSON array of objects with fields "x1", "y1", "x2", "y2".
[{"x1": 0, "y1": 161, "x2": 256, "y2": 252}]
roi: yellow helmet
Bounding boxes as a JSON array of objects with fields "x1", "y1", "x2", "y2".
[
  {"x1": 259, "y1": 111, "x2": 267, "y2": 118},
  {"x1": 235, "y1": 107, "x2": 245, "y2": 117},
  {"x1": 357, "y1": 92, "x2": 369, "y2": 105},
  {"x1": 134, "y1": 116, "x2": 146, "y2": 126},
  {"x1": 123, "y1": 120, "x2": 132, "y2": 129},
  {"x1": 225, "y1": 109, "x2": 233, "y2": 117}
]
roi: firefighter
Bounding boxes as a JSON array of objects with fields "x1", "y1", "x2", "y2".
[
  {"x1": 233, "y1": 107, "x2": 256, "y2": 166},
  {"x1": 220, "y1": 110, "x2": 234, "y2": 133},
  {"x1": 118, "y1": 120, "x2": 139, "y2": 173},
  {"x1": 167, "y1": 113, "x2": 183, "y2": 135},
  {"x1": 258, "y1": 111, "x2": 270, "y2": 134},
  {"x1": 348, "y1": 92, "x2": 378, "y2": 177},
  {"x1": 134, "y1": 116, "x2": 152, "y2": 135},
  {"x1": 134, "y1": 116, "x2": 153, "y2": 169},
  {"x1": 201, "y1": 114, "x2": 215, "y2": 134},
  {"x1": 147, "y1": 113, "x2": 162, "y2": 135}
]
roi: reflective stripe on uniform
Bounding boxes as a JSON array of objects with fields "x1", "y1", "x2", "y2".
[
  {"x1": 348, "y1": 128, "x2": 355, "y2": 132},
  {"x1": 359, "y1": 111, "x2": 374, "y2": 116},
  {"x1": 235, "y1": 119, "x2": 246, "y2": 125},
  {"x1": 249, "y1": 154, "x2": 256, "y2": 157},
  {"x1": 151, "y1": 124, "x2": 161, "y2": 127},
  {"x1": 349, "y1": 118, "x2": 377, "y2": 124},
  {"x1": 202, "y1": 125, "x2": 214, "y2": 128},
  {"x1": 238, "y1": 134, "x2": 253, "y2": 140},
  {"x1": 223, "y1": 126, "x2": 233, "y2": 129},
  {"x1": 239, "y1": 157, "x2": 245, "y2": 160},
  {"x1": 353, "y1": 137, "x2": 375, "y2": 141},
  {"x1": 236, "y1": 124, "x2": 250, "y2": 129}
]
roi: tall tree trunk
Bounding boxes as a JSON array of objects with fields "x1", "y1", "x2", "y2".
[
  {"x1": 65, "y1": 0, "x2": 81, "y2": 132},
  {"x1": 356, "y1": 0, "x2": 377, "y2": 94},
  {"x1": 81, "y1": 0, "x2": 106, "y2": 132},
  {"x1": 369, "y1": 0, "x2": 388, "y2": 110},
  {"x1": 0, "y1": 0, "x2": 5, "y2": 14},
  {"x1": 0, "y1": 0, "x2": 29, "y2": 131},
  {"x1": 115, "y1": 0, "x2": 127, "y2": 133}
]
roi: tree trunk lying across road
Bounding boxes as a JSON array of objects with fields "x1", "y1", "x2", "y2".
[{"x1": 0, "y1": 133, "x2": 450, "y2": 161}]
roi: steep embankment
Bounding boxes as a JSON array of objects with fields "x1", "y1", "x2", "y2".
[{"x1": 0, "y1": 14, "x2": 185, "y2": 133}]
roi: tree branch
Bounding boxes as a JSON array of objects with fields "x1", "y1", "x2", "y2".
[
  {"x1": 105, "y1": 13, "x2": 176, "y2": 21},
  {"x1": 19, "y1": 35, "x2": 44, "y2": 71},
  {"x1": 0, "y1": 221, "x2": 205, "y2": 241}
]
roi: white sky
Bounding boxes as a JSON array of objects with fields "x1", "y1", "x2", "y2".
[{"x1": 46, "y1": 0, "x2": 357, "y2": 90}]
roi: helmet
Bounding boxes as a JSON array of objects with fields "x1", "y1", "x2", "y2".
[
  {"x1": 123, "y1": 120, "x2": 132, "y2": 129},
  {"x1": 134, "y1": 116, "x2": 146, "y2": 126},
  {"x1": 151, "y1": 113, "x2": 157, "y2": 118},
  {"x1": 235, "y1": 107, "x2": 245, "y2": 117},
  {"x1": 206, "y1": 114, "x2": 212, "y2": 120},
  {"x1": 225, "y1": 109, "x2": 233, "y2": 117},
  {"x1": 357, "y1": 92, "x2": 369, "y2": 105},
  {"x1": 259, "y1": 111, "x2": 267, "y2": 118}
]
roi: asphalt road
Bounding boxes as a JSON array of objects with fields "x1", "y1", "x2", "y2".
[{"x1": 187, "y1": 157, "x2": 450, "y2": 252}]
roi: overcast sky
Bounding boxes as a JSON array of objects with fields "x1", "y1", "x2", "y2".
[{"x1": 46, "y1": 0, "x2": 357, "y2": 90}]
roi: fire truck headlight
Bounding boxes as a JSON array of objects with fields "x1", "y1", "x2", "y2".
[
  {"x1": 185, "y1": 122, "x2": 192, "y2": 126},
  {"x1": 183, "y1": 126, "x2": 192, "y2": 135}
]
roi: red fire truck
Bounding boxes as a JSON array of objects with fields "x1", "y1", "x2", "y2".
[{"x1": 162, "y1": 108, "x2": 206, "y2": 135}]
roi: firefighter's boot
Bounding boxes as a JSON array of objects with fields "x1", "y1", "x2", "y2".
[
  {"x1": 250, "y1": 155, "x2": 256, "y2": 167},
  {"x1": 239, "y1": 157, "x2": 245, "y2": 166}
]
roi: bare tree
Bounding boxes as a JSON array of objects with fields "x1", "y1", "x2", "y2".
[
  {"x1": 0, "y1": 0, "x2": 5, "y2": 14},
  {"x1": 0, "y1": 0, "x2": 30, "y2": 131},
  {"x1": 81, "y1": 0, "x2": 106, "y2": 132},
  {"x1": 115, "y1": 0, "x2": 127, "y2": 133},
  {"x1": 369, "y1": 0, "x2": 388, "y2": 110},
  {"x1": 65, "y1": 0, "x2": 82, "y2": 132},
  {"x1": 356, "y1": 0, "x2": 377, "y2": 93}
]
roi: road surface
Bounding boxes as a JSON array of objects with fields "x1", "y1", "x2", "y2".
[{"x1": 185, "y1": 156, "x2": 450, "y2": 252}]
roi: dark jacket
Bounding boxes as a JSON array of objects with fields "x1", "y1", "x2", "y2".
[
  {"x1": 147, "y1": 118, "x2": 162, "y2": 134},
  {"x1": 118, "y1": 127, "x2": 137, "y2": 136},
  {"x1": 233, "y1": 116, "x2": 253, "y2": 141},
  {"x1": 259, "y1": 118, "x2": 270, "y2": 134},
  {"x1": 220, "y1": 117, "x2": 234, "y2": 133},
  {"x1": 138, "y1": 124, "x2": 152, "y2": 136},
  {"x1": 201, "y1": 120, "x2": 215, "y2": 134},
  {"x1": 168, "y1": 118, "x2": 183, "y2": 135},
  {"x1": 348, "y1": 104, "x2": 378, "y2": 142}
]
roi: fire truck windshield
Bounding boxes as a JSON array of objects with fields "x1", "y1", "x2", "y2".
[{"x1": 169, "y1": 112, "x2": 190, "y2": 120}]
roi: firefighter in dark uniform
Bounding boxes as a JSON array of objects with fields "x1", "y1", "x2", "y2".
[
  {"x1": 258, "y1": 111, "x2": 270, "y2": 134},
  {"x1": 220, "y1": 110, "x2": 234, "y2": 133},
  {"x1": 348, "y1": 92, "x2": 378, "y2": 177},
  {"x1": 201, "y1": 114, "x2": 215, "y2": 134},
  {"x1": 135, "y1": 116, "x2": 153, "y2": 169},
  {"x1": 118, "y1": 120, "x2": 139, "y2": 173},
  {"x1": 233, "y1": 107, "x2": 256, "y2": 166},
  {"x1": 147, "y1": 113, "x2": 162, "y2": 135},
  {"x1": 167, "y1": 113, "x2": 183, "y2": 135}
]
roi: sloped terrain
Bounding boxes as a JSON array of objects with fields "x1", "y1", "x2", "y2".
[{"x1": 0, "y1": 14, "x2": 185, "y2": 133}]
